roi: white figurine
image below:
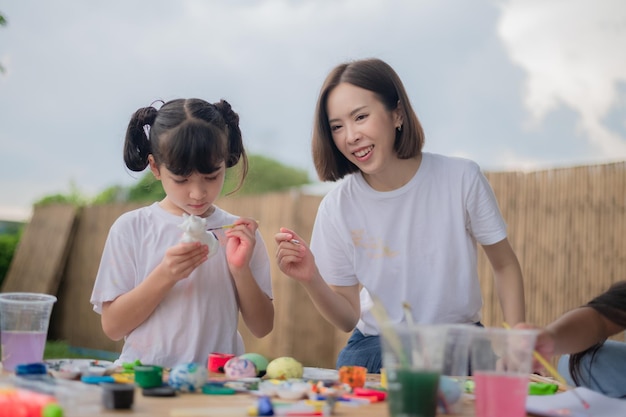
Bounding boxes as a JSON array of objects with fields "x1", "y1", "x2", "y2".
[{"x1": 178, "y1": 214, "x2": 219, "y2": 258}]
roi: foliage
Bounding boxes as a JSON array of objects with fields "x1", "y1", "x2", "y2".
[
  {"x1": 0, "y1": 226, "x2": 22, "y2": 289},
  {"x1": 222, "y1": 154, "x2": 310, "y2": 196},
  {"x1": 0, "y1": 13, "x2": 6, "y2": 74},
  {"x1": 44, "y1": 340, "x2": 112, "y2": 360},
  {"x1": 34, "y1": 181, "x2": 88, "y2": 206},
  {"x1": 90, "y1": 154, "x2": 311, "y2": 204}
]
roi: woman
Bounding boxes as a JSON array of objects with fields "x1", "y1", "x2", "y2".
[{"x1": 275, "y1": 58, "x2": 525, "y2": 373}]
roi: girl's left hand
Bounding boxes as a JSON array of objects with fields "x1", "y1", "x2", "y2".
[{"x1": 224, "y1": 217, "x2": 257, "y2": 270}]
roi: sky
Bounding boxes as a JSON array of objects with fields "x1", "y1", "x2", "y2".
[{"x1": 1, "y1": 0, "x2": 625, "y2": 221}]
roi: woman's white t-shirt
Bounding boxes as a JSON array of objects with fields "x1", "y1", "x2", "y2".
[{"x1": 310, "y1": 153, "x2": 507, "y2": 335}]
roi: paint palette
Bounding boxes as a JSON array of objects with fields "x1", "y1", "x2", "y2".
[
  {"x1": 45, "y1": 359, "x2": 116, "y2": 379},
  {"x1": 302, "y1": 367, "x2": 339, "y2": 382}
]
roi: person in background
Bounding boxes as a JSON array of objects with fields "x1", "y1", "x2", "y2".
[
  {"x1": 91, "y1": 98, "x2": 274, "y2": 368},
  {"x1": 275, "y1": 58, "x2": 525, "y2": 373},
  {"x1": 518, "y1": 281, "x2": 626, "y2": 398}
]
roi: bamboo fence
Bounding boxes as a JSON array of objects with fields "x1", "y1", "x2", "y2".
[{"x1": 2, "y1": 161, "x2": 625, "y2": 368}]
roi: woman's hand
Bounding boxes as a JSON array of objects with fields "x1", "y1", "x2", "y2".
[{"x1": 274, "y1": 227, "x2": 317, "y2": 283}]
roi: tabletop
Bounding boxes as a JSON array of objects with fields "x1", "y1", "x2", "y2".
[
  {"x1": 91, "y1": 390, "x2": 540, "y2": 417},
  {"x1": 86, "y1": 375, "x2": 541, "y2": 417},
  {"x1": 1, "y1": 369, "x2": 545, "y2": 417}
]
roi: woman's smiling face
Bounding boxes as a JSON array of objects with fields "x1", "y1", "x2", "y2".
[{"x1": 326, "y1": 82, "x2": 402, "y2": 178}]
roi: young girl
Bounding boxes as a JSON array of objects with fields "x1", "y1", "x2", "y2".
[
  {"x1": 91, "y1": 98, "x2": 274, "y2": 368},
  {"x1": 275, "y1": 58, "x2": 525, "y2": 373},
  {"x1": 519, "y1": 281, "x2": 626, "y2": 398}
]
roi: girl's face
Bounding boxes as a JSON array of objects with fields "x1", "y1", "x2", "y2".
[
  {"x1": 326, "y1": 82, "x2": 402, "y2": 179},
  {"x1": 149, "y1": 156, "x2": 226, "y2": 217}
]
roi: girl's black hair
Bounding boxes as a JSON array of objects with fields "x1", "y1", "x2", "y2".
[
  {"x1": 568, "y1": 281, "x2": 626, "y2": 385},
  {"x1": 123, "y1": 98, "x2": 248, "y2": 192}
]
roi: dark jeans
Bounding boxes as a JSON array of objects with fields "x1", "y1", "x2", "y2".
[
  {"x1": 336, "y1": 322, "x2": 484, "y2": 374},
  {"x1": 336, "y1": 328, "x2": 382, "y2": 373}
]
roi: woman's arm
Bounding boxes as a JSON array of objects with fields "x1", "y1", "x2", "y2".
[
  {"x1": 275, "y1": 228, "x2": 361, "y2": 332},
  {"x1": 482, "y1": 237, "x2": 525, "y2": 325}
]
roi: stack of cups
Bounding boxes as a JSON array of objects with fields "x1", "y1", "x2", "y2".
[
  {"x1": 381, "y1": 323, "x2": 537, "y2": 417},
  {"x1": 439, "y1": 324, "x2": 477, "y2": 414},
  {"x1": 0, "y1": 292, "x2": 57, "y2": 372}
]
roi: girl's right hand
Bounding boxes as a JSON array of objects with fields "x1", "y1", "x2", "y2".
[
  {"x1": 159, "y1": 241, "x2": 209, "y2": 283},
  {"x1": 274, "y1": 227, "x2": 317, "y2": 283},
  {"x1": 514, "y1": 322, "x2": 556, "y2": 374}
]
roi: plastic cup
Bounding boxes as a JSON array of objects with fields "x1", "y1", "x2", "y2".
[
  {"x1": 470, "y1": 327, "x2": 538, "y2": 417},
  {"x1": 381, "y1": 323, "x2": 448, "y2": 417},
  {"x1": 0, "y1": 292, "x2": 57, "y2": 372},
  {"x1": 439, "y1": 324, "x2": 477, "y2": 414}
]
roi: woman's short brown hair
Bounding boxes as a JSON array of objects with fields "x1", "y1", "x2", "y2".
[{"x1": 312, "y1": 58, "x2": 425, "y2": 181}]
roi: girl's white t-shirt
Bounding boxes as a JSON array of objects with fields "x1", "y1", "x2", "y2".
[
  {"x1": 90, "y1": 203, "x2": 273, "y2": 368},
  {"x1": 310, "y1": 153, "x2": 507, "y2": 335}
]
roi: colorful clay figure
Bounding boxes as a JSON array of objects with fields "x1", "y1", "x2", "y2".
[
  {"x1": 223, "y1": 357, "x2": 257, "y2": 379},
  {"x1": 178, "y1": 214, "x2": 219, "y2": 257},
  {"x1": 168, "y1": 362, "x2": 208, "y2": 392},
  {"x1": 239, "y1": 352, "x2": 269, "y2": 377},
  {"x1": 339, "y1": 365, "x2": 367, "y2": 389},
  {"x1": 265, "y1": 357, "x2": 303, "y2": 380}
]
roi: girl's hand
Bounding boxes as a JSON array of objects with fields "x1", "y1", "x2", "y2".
[
  {"x1": 274, "y1": 227, "x2": 317, "y2": 283},
  {"x1": 514, "y1": 322, "x2": 556, "y2": 374},
  {"x1": 158, "y1": 241, "x2": 209, "y2": 283},
  {"x1": 224, "y1": 217, "x2": 257, "y2": 270}
]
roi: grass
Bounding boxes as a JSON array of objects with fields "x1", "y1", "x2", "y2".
[
  {"x1": 44, "y1": 340, "x2": 118, "y2": 361},
  {"x1": 44, "y1": 340, "x2": 93, "y2": 359}
]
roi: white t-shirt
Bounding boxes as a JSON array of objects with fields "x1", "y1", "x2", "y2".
[
  {"x1": 310, "y1": 153, "x2": 507, "y2": 335},
  {"x1": 90, "y1": 203, "x2": 273, "y2": 368}
]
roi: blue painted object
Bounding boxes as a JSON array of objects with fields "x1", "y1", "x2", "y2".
[
  {"x1": 81, "y1": 375, "x2": 115, "y2": 384},
  {"x1": 168, "y1": 363, "x2": 208, "y2": 392},
  {"x1": 15, "y1": 363, "x2": 47, "y2": 375},
  {"x1": 257, "y1": 395, "x2": 274, "y2": 416}
]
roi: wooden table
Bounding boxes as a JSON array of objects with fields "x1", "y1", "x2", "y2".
[
  {"x1": 1, "y1": 370, "x2": 539, "y2": 417},
  {"x1": 93, "y1": 387, "x2": 478, "y2": 417}
]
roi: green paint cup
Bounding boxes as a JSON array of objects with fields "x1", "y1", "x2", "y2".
[
  {"x1": 134, "y1": 365, "x2": 163, "y2": 388},
  {"x1": 381, "y1": 323, "x2": 448, "y2": 417}
]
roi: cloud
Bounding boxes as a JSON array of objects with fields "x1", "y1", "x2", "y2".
[
  {"x1": 1, "y1": 0, "x2": 623, "y2": 213},
  {"x1": 497, "y1": 0, "x2": 626, "y2": 157}
]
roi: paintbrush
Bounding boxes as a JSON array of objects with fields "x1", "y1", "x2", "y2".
[
  {"x1": 206, "y1": 224, "x2": 236, "y2": 231},
  {"x1": 207, "y1": 220, "x2": 259, "y2": 232},
  {"x1": 403, "y1": 302, "x2": 445, "y2": 410},
  {"x1": 369, "y1": 294, "x2": 408, "y2": 367},
  {"x1": 402, "y1": 302, "x2": 429, "y2": 366},
  {"x1": 502, "y1": 322, "x2": 590, "y2": 411},
  {"x1": 402, "y1": 302, "x2": 415, "y2": 326}
]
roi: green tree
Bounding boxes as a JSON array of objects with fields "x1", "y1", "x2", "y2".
[
  {"x1": 222, "y1": 154, "x2": 310, "y2": 196},
  {"x1": 0, "y1": 13, "x2": 6, "y2": 74},
  {"x1": 0, "y1": 227, "x2": 22, "y2": 288},
  {"x1": 35, "y1": 181, "x2": 88, "y2": 206},
  {"x1": 92, "y1": 154, "x2": 311, "y2": 204}
]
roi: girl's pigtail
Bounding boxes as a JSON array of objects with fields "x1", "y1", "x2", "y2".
[
  {"x1": 215, "y1": 100, "x2": 245, "y2": 168},
  {"x1": 123, "y1": 106, "x2": 158, "y2": 171},
  {"x1": 215, "y1": 99, "x2": 248, "y2": 193}
]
